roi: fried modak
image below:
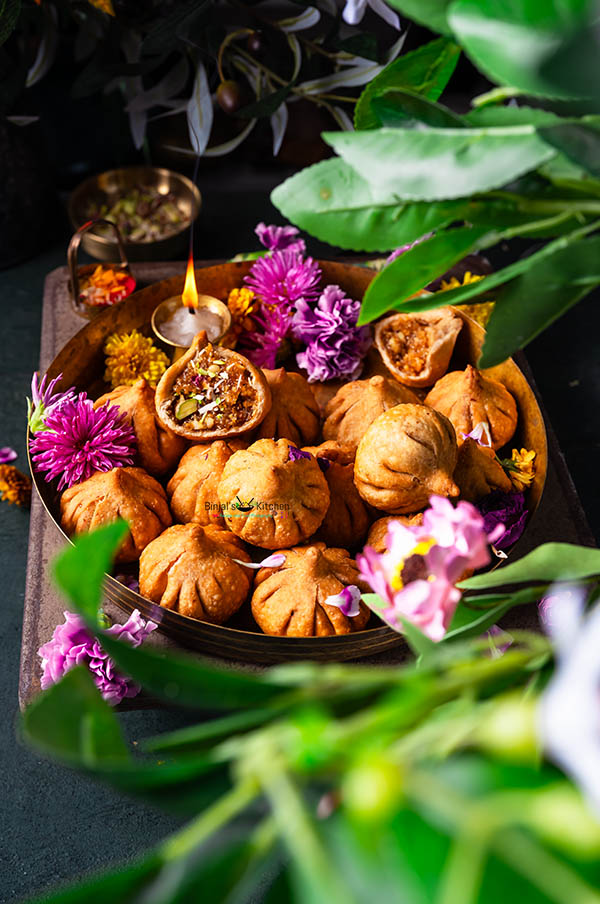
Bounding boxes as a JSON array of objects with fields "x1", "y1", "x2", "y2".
[
  {"x1": 424, "y1": 364, "x2": 517, "y2": 450},
  {"x1": 95, "y1": 378, "x2": 186, "y2": 476},
  {"x1": 139, "y1": 523, "x2": 252, "y2": 623},
  {"x1": 251, "y1": 543, "x2": 370, "y2": 636},
  {"x1": 60, "y1": 466, "x2": 172, "y2": 563},
  {"x1": 167, "y1": 439, "x2": 247, "y2": 525},
  {"x1": 322, "y1": 375, "x2": 419, "y2": 451},
  {"x1": 256, "y1": 368, "x2": 320, "y2": 445},
  {"x1": 155, "y1": 332, "x2": 271, "y2": 441},
  {"x1": 374, "y1": 307, "x2": 462, "y2": 388},
  {"x1": 454, "y1": 437, "x2": 512, "y2": 502},
  {"x1": 366, "y1": 513, "x2": 424, "y2": 555},
  {"x1": 354, "y1": 404, "x2": 459, "y2": 514},
  {"x1": 217, "y1": 438, "x2": 330, "y2": 549},
  {"x1": 302, "y1": 440, "x2": 370, "y2": 549}
]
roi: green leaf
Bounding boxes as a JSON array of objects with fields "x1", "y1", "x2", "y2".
[
  {"x1": 479, "y1": 235, "x2": 600, "y2": 366},
  {"x1": 143, "y1": 708, "x2": 277, "y2": 754},
  {"x1": 538, "y1": 121, "x2": 600, "y2": 179},
  {"x1": 447, "y1": 0, "x2": 591, "y2": 99},
  {"x1": 143, "y1": 0, "x2": 211, "y2": 54},
  {"x1": 354, "y1": 37, "x2": 461, "y2": 130},
  {"x1": 237, "y1": 83, "x2": 293, "y2": 120},
  {"x1": 444, "y1": 586, "x2": 545, "y2": 641},
  {"x1": 271, "y1": 158, "x2": 477, "y2": 252},
  {"x1": 323, "y1": 126, "x2": 555, "y2": 201},
  {"x1": 459, "y1": 543, "x2": 600, "y2": 590},
  {"x1": 386, "y1": 0, "x2": 453, "y2": 35},
  {"x1": 358, "y1": 225, "x2": 490, "y2": 323},
  {"x1": 465, "y1": 106, "x2": 562, "y2": 128},
  {"x1": 22, "y1": 667, "x2": 129, "y2": 764},
  {"x1": 52, "y1": 521, "x2": 129, "y2": 624},
  {"x1": 334, "y1": 33, "x2": 379, "y2": 62},
  {"x1": 362, "y1": 594, "x2": 437, "y2": 662},
  {"x1": 389, "y1": 219, "x2": 600, "y2": 313},
  {"x1": 371, "y1": 89, "x2": 465, "y2": 128},
  {"x1": 537, "y1": 14, "x2": 600, "y2": 102},
  {"x1": 0, "y1": 0, "x2": 20, "y2": 49},
  {"x1": 23, "y1": 852, "x2": 164, "y2": 903},
  {"x1": 96, "y1": 633, "x2": 288, "y2": 710}
]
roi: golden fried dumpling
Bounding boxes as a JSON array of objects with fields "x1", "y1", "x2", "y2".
[
  {"x1": 60, "y1": 467, "x2": 172, "y2": 563},
  {"x1": 302, "y1": 440, "x2": 369, "y2": 549},
  {"x1": 454, "y1": 437, "x2": 512, "y2": 502},
  {"x1": 366, "y1": 513, "x2": 424, "y2": 555},
  {"x1": 139, "y1": 523, "x2": 251, "y2": 623},
  {"x1": 256, "y1": 368, "x2": 321, "y2": 445},
  {"x1": 354, "y1": 404, "x2": 459, "y2": 514},
  {"x1": 217, "y1": 438, "x2": 330, "y2": 549},
  {"x1": 251, "y1": 543, "x2": 370, "y2": 636},
  {"x1": 155, "y1": 332, "x2": 271, "y2": 441},
  {"x1": 374, "y1": 307, "x2": 462, "y2": 388},
  {"x1": 167, "y1": 439, "x2": 247, "y2": 525},
  {"x1": 424, "y1": 365, "x2": 517, "y2": 450},
  {"x1": 95, "y1": 379, "x2": 186, "y2": 476},
  {"x1": 322, "y1": 375, "x2": 419, "y2": 451}
]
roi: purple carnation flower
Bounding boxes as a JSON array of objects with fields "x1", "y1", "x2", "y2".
[
  {"x1": 27, "y1": 372, "x2": 76, "y2": 434},
  {"x1": 29, "y1": 394, "x2": 137, "y2": 491},
  {"x1": 293, "y1": 285, "x2": 372, "y2": 383},
  {"x1": 38, "y1": 609, "x2": 157, "y2": 705},
  {"x1": 255, "y1": 222, "x2": 305, "y2": 254},
  {"x1": 475, "y1": 491, "x2": 528, "y2": 551},
  {"x1": 245, "y1": 247, "x2": 321, "y2": 310}
]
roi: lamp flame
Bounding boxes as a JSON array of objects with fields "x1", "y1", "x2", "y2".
[{"x1": 181, "y1": 250, "x2": 198, "y2": 310}]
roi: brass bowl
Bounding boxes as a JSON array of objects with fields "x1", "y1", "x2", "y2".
[
  {"x1": 151, "y1": 294, "x2": 232, "y2": 361},
  {"x1": 31, "y1": 261, "x2": 548, "y2": 664},
  {"x1": 68, "y1": 166, "x2": 201, "y2": 262}
]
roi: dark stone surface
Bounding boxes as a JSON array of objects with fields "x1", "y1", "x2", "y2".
[{"x1": 0, "y1": 173, "x2": 598, "y2": 902}]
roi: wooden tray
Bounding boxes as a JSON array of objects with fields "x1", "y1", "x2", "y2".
[{"x1": 19, "y1": 262, "x2": 595, "y2": 709}]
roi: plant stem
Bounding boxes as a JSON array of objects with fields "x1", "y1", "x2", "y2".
[
  {"x1": 233, "y1": 46, "x2": 357, "y2": 104},
  {"x1": 159, "y1": 779, "x2": 258, "y2": 862}
]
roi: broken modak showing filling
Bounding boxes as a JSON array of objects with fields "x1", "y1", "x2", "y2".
[{"x1": 374, "y1": 307, "x2": 462, "y2": 388}]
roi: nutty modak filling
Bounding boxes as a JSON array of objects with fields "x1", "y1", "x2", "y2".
[
  {"x1": 379, "y1": 323, "x2": 431, "y2": 377},
  {"x1": 168, "y1": 344, "x2": 258, "y2": 431}
]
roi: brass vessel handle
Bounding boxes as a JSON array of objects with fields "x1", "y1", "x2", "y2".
[{"x1": 67, "y1": 219, "x2": 130, "y2": 313}]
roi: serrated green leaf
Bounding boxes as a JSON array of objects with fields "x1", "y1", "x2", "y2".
[
  {"x1": 371, "y1": 89, "x2": 465, "y2": 128},
  {"x1": 358, "y1": 225, "x2": 490, "y2": 323},
  {"x1": 52, "y1": 521, "x2": 129, "y2": 624},
  {"x1": 459, "y1": 543, "x2": 600, "y2": 590},
  {"x1": 323, "y1": 126, "x2": 555, "y2": 201},
  {"x1": 386, "y1": 0, "x2": 453, "y2": 35},
  {"x1": 447, "y1": 0, "x2": 591, "y2": 99},
  {"x1": 479, "y1": 235, "x2": 600, "y2": 366},
  {"x1": 354, "y1": 37, "x2": 461, "y2": 130},
  {"x1": 22, "y1": 667, "x2": 130, "y2": 764},
  {"x1": 271, "y1": 158, "x2": 477, "y2": 252}
]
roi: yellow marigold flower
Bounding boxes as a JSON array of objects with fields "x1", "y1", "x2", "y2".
[
  {"x1": 507, "y1": 448, "x2": 536, "y2": 492},
  {"x1": 0, "y1": 465, "x2": 32, "y2": 508},
  {"x1": 440, "y1": 271, "x2": 495, "y2": 329},
  {"x1": 222, "y1": 288, "x2": 258, "y2": 348},
  {"x1": 104, "y1": 329, "x2": 169, "y2": 390},
  {"x1": 88, "y1": 0, "x2": 115, "y2": 15}
]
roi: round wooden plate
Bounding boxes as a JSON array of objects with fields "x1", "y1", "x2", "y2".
[{"x1": 31, "y1": 261, "x2": 548, "y2": 663}]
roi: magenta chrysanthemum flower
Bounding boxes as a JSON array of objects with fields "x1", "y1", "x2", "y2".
[
  {"x1": 293, "y1": 285, "x2": 372, "y2": 383},
  {"x1": 38, "y1": 609, "x2": 156, "y2": 705},
  {"x1": 29, "y1": 394, "x2": 136, "y2": 490},
  {"x1": 237, "y1": 304, "x2": 294, "y2": 369},
  {"x1": 255, "y1": 222, "x2": 306, "y2": 254},
  {"x1": 245, "y1": 248, "x2": 321, "y2": 310},
  {"x1": 27, "y1": 372, "x2": 76, "y2": 434}
]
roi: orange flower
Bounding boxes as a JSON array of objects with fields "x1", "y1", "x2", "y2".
[{"x1": 0, "y1": 465, "x2": 32, "y2": 508}]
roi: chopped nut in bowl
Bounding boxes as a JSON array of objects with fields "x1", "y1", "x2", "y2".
[
  {"x1": 374, "y1": 306, "x2": 462, "y2": 388},
  {"x1": 155, "y1": 331, "x2": 271, "y2": 441}
]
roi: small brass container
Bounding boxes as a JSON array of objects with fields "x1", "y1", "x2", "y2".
[{"x1": 151, "y1": 294, "x2": 232, "y2": 361}]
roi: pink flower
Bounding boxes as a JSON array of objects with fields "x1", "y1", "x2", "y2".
[
  {"x1": 29, "y1": 394, "x2": 137, "y2": 490},
  {"x1": 386, "y1": 234, "x2": 431, "y2": 264},
  {"x1": 38, "y1": 609, "x2": 157, "y2": 705},
  {"x1": 0, "y1": 446, "x2": 17, "y2": 464},
  {"x1": 237, "y1": 304, "x2": 294, "y2": 369},
  {"x1": 462, "y1": 422, "x2": 492, "y2": 448},
  {"x1": 325, "y1": 585, "x2": 362, "y2": 617},
  {"x1": 357, "y1": 496, "x2": 500, "y2": 641},
  {"x1": 255, "y1": 222, "x2": 305, "y2": 254},
  {"x1": 245, "y1": 248, "x2": 321, "y2": 310}
]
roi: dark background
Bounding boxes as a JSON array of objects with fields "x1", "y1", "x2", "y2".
[{"x1": 1, "y1": 23, "x2": 599, "y2": 904}]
